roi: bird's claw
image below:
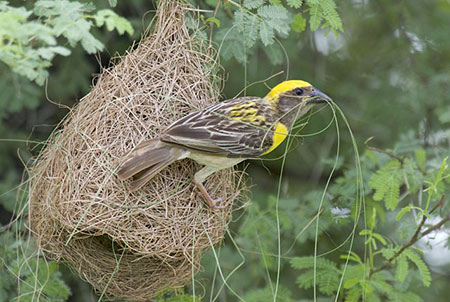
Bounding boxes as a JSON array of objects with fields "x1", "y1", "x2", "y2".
[
  {"x1": 196, "y1": 182, "x2": 226, "y2": 211},
  {"x1": 210, "y1": 198, "x2": 226, "y2": 211}
]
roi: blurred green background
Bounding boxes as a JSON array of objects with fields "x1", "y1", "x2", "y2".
[{"x1": 1, "y1": 0, "x2": 449, "y2": 301}]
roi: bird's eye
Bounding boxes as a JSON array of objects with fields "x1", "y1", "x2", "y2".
[{"x1": 294, "y1": 88, "x2": 304, "y2": 96}]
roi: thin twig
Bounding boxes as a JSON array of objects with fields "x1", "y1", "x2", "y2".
[
  {"x1": 209, "y1": 0, "x2": 221, "y2": 48},
  {"x1": 365, "y1": 137, "x2": 404, "y2": 164},
  {"x1": 225, "y1": 0, "x2": 242, "y2": 9}
]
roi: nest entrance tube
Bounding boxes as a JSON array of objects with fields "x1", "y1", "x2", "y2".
[{"x1": 28, "y1": 1, "x2": 244, "y2": 300}]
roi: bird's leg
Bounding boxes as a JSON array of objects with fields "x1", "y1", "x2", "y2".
[
  {"x1": 194, "y1": 166, "x2": 225, "y2": 210},
  {"x1": 196, "y1": 182, "x2": 225, "y2": 210}
]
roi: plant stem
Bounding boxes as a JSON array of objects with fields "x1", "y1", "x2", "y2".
[
  {"x1": 364, "y1": 137, "x2": 404, "y2": 165},
  {"x1": 225, "y1": 0, "x2": 242, "y2": 9}
]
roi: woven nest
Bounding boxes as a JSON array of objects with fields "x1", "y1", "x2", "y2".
[{"x1": 28, "y1": 1, "x2": 245, "y2": 300}]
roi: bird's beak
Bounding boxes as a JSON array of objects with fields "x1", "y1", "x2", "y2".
[{"x1": 306, "y1": 89, "x2": 332, "y2": 104}]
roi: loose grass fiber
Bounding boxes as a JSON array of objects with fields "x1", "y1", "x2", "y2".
[{"x1": 28, "y1": 1, "x2": 244, "y2": 300}]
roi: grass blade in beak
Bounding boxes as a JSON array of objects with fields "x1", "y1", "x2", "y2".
[{"x1": 306, "y1": 89, "x2": 332, "y2": 104}]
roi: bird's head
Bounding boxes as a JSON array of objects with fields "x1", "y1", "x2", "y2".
[{"x1": 265, "y1": 80, "x2": 332, "y2": 126}]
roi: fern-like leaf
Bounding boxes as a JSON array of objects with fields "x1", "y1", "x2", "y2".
[
  {"x1": 317, "y1": 271, "x2": 340, "y2": 295},
  {"x1": 345, "y1": 286, "x2": 362, "y2": 302},
  {"x1": 234, "y1": 11, "x2": 260, "y2": 48},
  {"x1": 308, "y1": 1, "x2": 321, "y2": 30},
  {"x1": 258, "y1": 5, "x2": 291, "y2": 38},
  {"x1": 287, "y1": 0, "x2": 303, "y2": 8},
  {"x1": 415, "y1": 149, "x2": 426, "y2": 171},
  {"x1": 269, "y1": 0, "x2": 282, "y2": 5},
  {"x1": 259, "y1": 20, "x2": 275, "y2": 46},
  {"x1": 290, "y1": 256, "x2": 338, "y2": 271},
  {"x1": 243, "y1": 0, "x2": 265, "y2": 9},
  {"x1": 371, "y1": 273, "x2": 394, "y2": 296},
  {"x1": 318, "y1": 0, "x2": 343, "y2": 31},
  {"x1": 404, "y1": 249, "x2": 431, "y2": 286},
  {"x1": 368, "y1": 160, "x2": 402, "y2": 210},
  {"x1": 395, "y1": 254, "x2": 408, "y2": 282},
  {"x1": 291, "y1": 13, "x2": 306, "y2": 32},
  {"x1": 380, "y1": 247, "x2": 397, "y2": 259},
  {"x1": 306, "y1": 0, "x2": 342, "y2": 31}
]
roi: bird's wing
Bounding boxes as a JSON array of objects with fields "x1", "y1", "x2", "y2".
[{"x1": 160, "y1": 97, "x2": 278, "y2": 158}]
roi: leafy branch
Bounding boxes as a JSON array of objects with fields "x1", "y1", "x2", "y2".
[
  {"x1": 214, "y1": 0, "x2": 342, "y2": 63},
  {"x1": 365, "y1": 137, "x2": 405, "y2": 165},
  {"x1": 370, "y1": 194, "x2": 447, "y2": 277},
  {"x1": 0, "y1": 0, "x2": 133, "y2": 85}
]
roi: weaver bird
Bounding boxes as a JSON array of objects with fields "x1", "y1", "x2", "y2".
[{"x1": 117, "y1": 80, "x2": 331, "y2": 210}]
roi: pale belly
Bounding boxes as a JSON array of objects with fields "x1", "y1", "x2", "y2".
[{"x1": 186, "y1": 151, "x2": 244, "y2": 169}]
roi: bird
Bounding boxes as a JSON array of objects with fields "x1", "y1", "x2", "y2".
[{"x1": 117, "y1": 80, "x2": 332, "y2": 210}]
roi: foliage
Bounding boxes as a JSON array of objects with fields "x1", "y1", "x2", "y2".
[
  {"x1": 0, "y1": 230, "x2": 70, "y2": 302},
  {"x1": 0, "y1": 0, "x2": 133, "y2": 85},
  {"x1": 201, "y1": 0, "x2": 342, "y2": 63},
  {"x1": 288, "y1": 140, "x2": 448, "y2": 301},
  {"x1": 1, "y1": 0, "x2": 450, "y2": 301}
]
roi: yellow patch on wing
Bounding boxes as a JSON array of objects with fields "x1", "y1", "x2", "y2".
[
  {"x1": 266, "y1": 80, "x2": 312, "y2": 99},
  {"x1": 229, "y1": 101, "x2": 265, "y2": 125},
  {"x1": 262, "y1": 122, "x2": 289, "y2": 155}
]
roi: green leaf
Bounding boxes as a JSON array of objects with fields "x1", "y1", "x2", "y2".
[
  {"x1": 291, "y1": 256, "x2": 341, "y2": 295},
  {"x1": 243, "y1": 286, "x2": 292, "y2": 302},
  {"x1": 436, "y1": 157, "x2": 448, "y2": 183},
  {"x1": 371, "y1": 232, "x2": 387, "y2": 246},
  {"x1": 291, "y1": 13, "x2": 307, "y2": 32},
  {"x1": 79, "y1": 31, "x2": 104, "y2": 54},
  {"x1": 395, "y1": 254, "x2": 408, "y2": 282},
  {"x1": 345, "y1": 286, "x2": 362, "y2": 302},
  {"x1": 415, "y1": 149, "x2": 426, "y2": 171},
  {"x1": 258, "y1": 5, "x2": 291, "y2": 36},
  {"x1": 259, "y1": 20, "x2": 275, "y2": 46},
  {"x1": 205, "y1": 16, "x2": 221, "y2": 27},
  {"x1": 108, "y1": 0, "x2": 117, "y2": 7},
  {"x1": 218, "y1": 28, "x2": 247, "y2": 62},
  {"x1": 206, "y1": 0, "x2": 219, "y2": 7},
  {"x1": 371, "y1": 274, "x2": 394, "y2": 296},
  {"x1": 317, "y1": 271, "x2": 340, "y2": 295},
  {"x1": 234, "y1": 10, "x2": 260, "y2": 48},
  {"x1": 380, "y1": 247, "x2": 397, "y2": 259},
  {"x1": 290, "y1": 256, "x2": 338, "y2": 271},
  {"x1": 340, "y1": 251, "x2": 362, "y2": 264},
  {"x1": 368, "y1": 160, "x2": 402, "y2": 210},
  {"x1": 94, "y1": 9, "x2": 134, "y2": 35},
  {"x1": 396, "y1": 205, "x2": 424, "y2": 221},
  {"x1": 308, "y1": 1, "x2": 321, "y2": 30},
  {"x1": 318, "y1": 0, "x2": 343, "y2": 31},
  {"x1": 287, "y1": 0, "x2": 303, "y2": 8},
  {"x1": 306, "y1": 0, "x2": 342, "y2": 32},
  {"x1": 367, "y1": 205, "x2": 377, "y2": 230},
  {"x1": 243, "y1": 0, "x2": 265, "y2": 9},
  {"x1": 342, "y1": 264, "x2": 367, "y2": 289},
  {"x1": 404, "y1": 249, "x2": 431, "y2": 286},
  {"x1": 359, "y1": 229, "x2": 372, "y2": 236},
  {"x1": 269, "y1": 0, "x2": 282, "y2": 5}
]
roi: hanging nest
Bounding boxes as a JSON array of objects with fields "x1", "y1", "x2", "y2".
[{"x1": 28, "y1": 1, "x2": 246, "y2": 300}]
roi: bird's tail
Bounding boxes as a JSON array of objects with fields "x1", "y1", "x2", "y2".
[{"x1": 117, "y1": 139, "x2": 186, "y2": 191}]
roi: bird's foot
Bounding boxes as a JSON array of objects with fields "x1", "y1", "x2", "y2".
[
  {"x1": 209, "y1": 197, "x2": 226, "y2": 211},
  {"x1": 196, "y1": 182, "x2": 226, "y2": 211}
]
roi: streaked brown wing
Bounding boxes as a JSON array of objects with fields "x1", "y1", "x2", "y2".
[{"x1": 160, "y1": 97, "x2": 277, "y2": 158}]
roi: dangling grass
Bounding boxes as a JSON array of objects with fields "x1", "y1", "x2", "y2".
[
  {"x1": 266, "y1": 99, "x2": 365, "y2": 302},
  {"x1": 195, "y1": 80, "x2": 366, "y2": 301}
]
